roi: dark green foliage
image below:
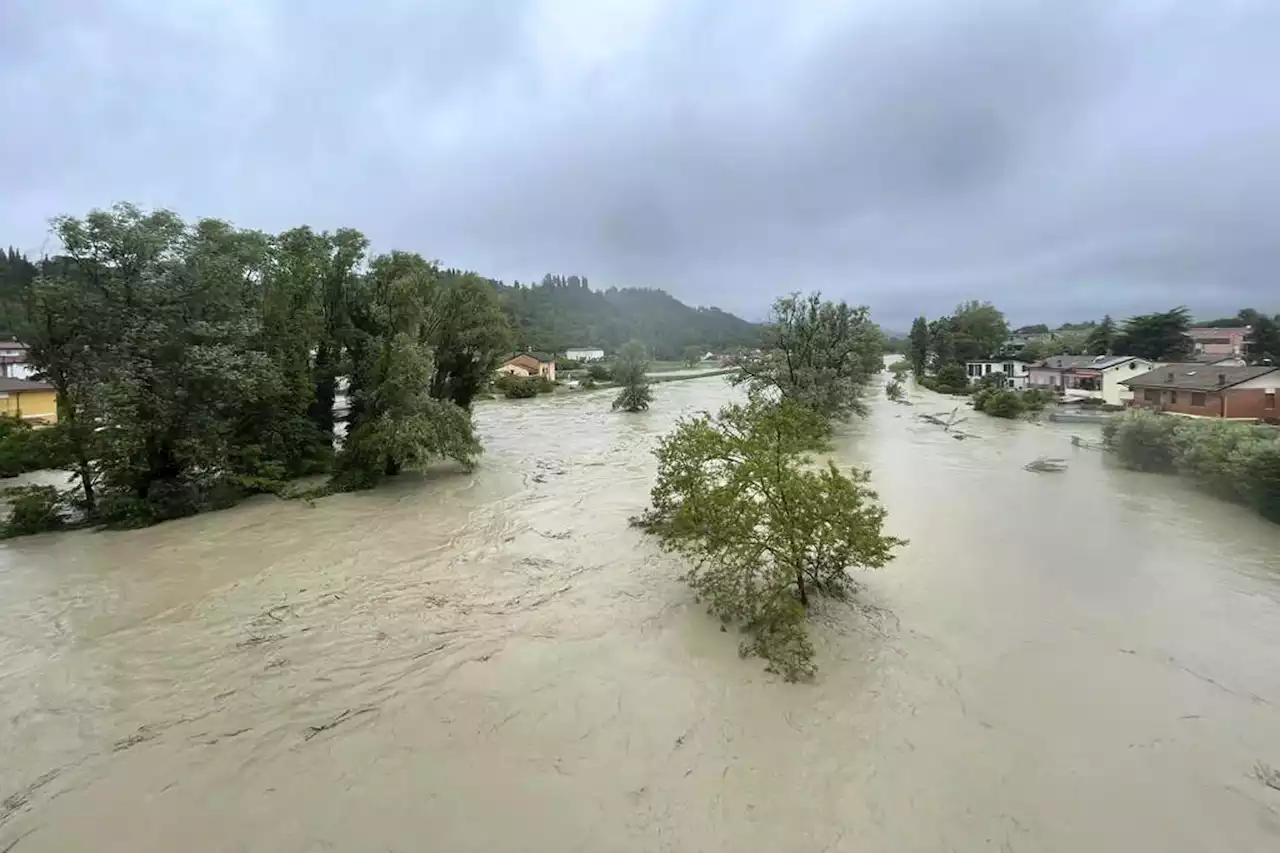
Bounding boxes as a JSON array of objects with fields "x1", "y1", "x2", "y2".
[
  {"x1": 1111, "y1": 307, "x2": 1192, "y2": 361},
  {"x1": 919, "y1": 363, "x2": 969, "y2": 395},
  {"x1": 0, "y1": 417, "x2": 69, "y2": 477},
  {"x1": 638, "y1": 399, "x2": 904, "y2": 680},
  {"x1": 885, "y1": 379, "x2": 905, "y2": 402},
  {"x1": 907, "y1": 316, "x2": 930, "y2": 376},
  {"x1": 1084, "y1": 315, "x2": 1116, "y2": 355},
  {"x1": 612, "y1": 340, "x2": 653, "y2": 412},
  {"x1": 587, "y1": 363, "x2": 613, "y2": 383},
  {"x1": 1246, "y1": 315, "x2": 1279, "y2": 365},
  {"x1": 734, "y1": 292, "x2": 883, "y2": 420},
  {"x1": 1104, "y1": 411, "x2": 1280, "y2": 522},
  {"x1": 5, "y1": 203, "x2": 511, "y2": 535},
  {"x1": 1, "y1": 485, "x2": 65, "y2": 537},
  {"x1": 949, "y1": 300, "x2": 1009, "y2": 363},
  {"x1": 495, "y1": 374, "x2": 539, "y2": 398},
  {"x1": 499, "y1": 274, "x2": 759, "y2": 360},
  {"x1": 972, "y1": 388, "x2": 1024, "y2": 418}
]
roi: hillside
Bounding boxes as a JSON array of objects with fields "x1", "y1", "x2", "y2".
[{"x1": 497, "y1": 275, "x2": 760, "y2": 360}]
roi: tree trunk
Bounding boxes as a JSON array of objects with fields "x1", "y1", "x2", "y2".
[
  {"x1": 310, "y1": 344, "x2": 337, "y2": 439},
  {"x1": 384, "y1": 457, "x2": 401, "y2": 477},
  {"x1": 795, "y1": 567, "x2": 808, "y2": 608}
]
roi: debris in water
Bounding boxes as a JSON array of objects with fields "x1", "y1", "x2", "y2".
[
  {"x1": 1254, "y1": 761, "x2": 1280, "y2": 792},
  {"x1": 1024, "y1": 457, "x2": 1068, "y2": 473},
  {"x1": 302, "y1": 707, "x2": 377, "y2": 741}
]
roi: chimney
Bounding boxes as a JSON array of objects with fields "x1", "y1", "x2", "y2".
[
  {"x1": 1166, "y1": 371, "x2": 1174, "y2": 381},
  {"x1": 1217, "y1": 372, "x2": 1227, "y2": 386}
]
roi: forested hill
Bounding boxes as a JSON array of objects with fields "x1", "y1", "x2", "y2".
[{"x1": 495, "y1": 274, "x2": 760, "y2": 359}]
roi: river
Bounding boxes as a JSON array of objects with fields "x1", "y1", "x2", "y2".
[{"x1": 2, "y1": 375, "x2": 1278, "y2": 852}]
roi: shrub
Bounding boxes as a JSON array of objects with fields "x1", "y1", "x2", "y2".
[
  {"x1": 1104, "y1": 411, "x2": 1280, "y2": 524},
  {"x1": 534, "y1": 375, "x2": 556, "y2": 394},
  {"x1": 494, "y1": 374, "x2": 539, "y2": 399},
  {"x1": 934, "y1": 363, "x2": 968, "y2": 391},
  {"x1": 638, "y1": 399, "x2": 904, "y2": 679},
  {"x1": 1, "y1": 485, "x2": 66, "y2": 537},
  {"x1": 587, "y1": 364, "x2": 613, "y2": 383},
  {"x1": 972, "y1": 388, "x2": 1024, "y2": 418}
]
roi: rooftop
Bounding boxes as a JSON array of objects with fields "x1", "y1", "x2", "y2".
[
  {"x1": 1119, "y1": 364, "x2": 1277, "y2": 392},
  {"x1": 1035, "y1": 354, "x2": 1138, "y2": 370},
  {"x1": 0, "y1": 377, "x2": 52, "y2": 392}
]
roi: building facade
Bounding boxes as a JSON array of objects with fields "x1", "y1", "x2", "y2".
[
  {"x1": 0, "y1": 377, "x2": 58, "y2": 422},
  {"x1": 565, "y1": 348, "x2": 605, "y2": 362},
  {"x1": 1028, "y1": 355, "x2": 1154, "y2": 405},
  {"x1": 498, "y1": 354, "x2": 557, "y2": 382},
  {"x1": 964, "y1": 359, "x2": 1030, "y2": 390},
  {"x1": 1121, "y1": 365, "x2": 1278, "y2": 420},
  {"x1": 1186, "y1": 327, "x2": 1249, "y2": 357}
]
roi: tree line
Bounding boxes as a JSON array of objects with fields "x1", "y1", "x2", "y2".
[
  {"x1": 904, "y1": 303, "x2": 1280, "y2": 392},
  {"x1": 636, "y1": 292, "x2": 903, "y2": 680},
  {"x1": 1, "y1": 203, "x2": 511, "y2": 534},
  {"x1": 498, "y1": 275, "x2": 761, "y2": 360}
]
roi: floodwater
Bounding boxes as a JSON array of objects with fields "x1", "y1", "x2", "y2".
[{"x1": 2, "y1": 375, "x2": 1279, "y2": 852}]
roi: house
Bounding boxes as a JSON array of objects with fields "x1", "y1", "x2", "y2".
[
  {"x1": 964, "y1": 359, "x2": 1030, "y2": 390},
  {"x1": 1186, "y1": 326, "x2": 1249, "y2": 357},
  {"x1": 0, "y1": 377, "x2": 58, "y2": 423},
  {"x1": 497, "y1": 353, "x2": 556, "y2": 382},
  {"x1": 1183, "y1": 352, "x2": 1247, "y2": 367},
  {"x1": 1028, "y1": 355, "x2": 1155, "y2": 405},
  {"x1": 0, "y1": 340, "x2": 34, "y2": 380},
  {"x1": 1120, "y1": 365, "x2": 1279, "y2": 420},
  {"x1": 565, "y1": 348, "x2": 605, "y2": 362}
]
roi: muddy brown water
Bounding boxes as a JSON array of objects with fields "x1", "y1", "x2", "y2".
[{"x1": 2, "y1": 376, "x2": 1279, "y2": 852}]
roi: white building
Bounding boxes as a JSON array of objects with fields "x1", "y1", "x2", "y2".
[
  {"x1": 965, "y1": 359, "x2": 1030, "y2": 390},
  {"x1": 565, "y1": 347, "x2": 605, "y2": 362},
  {"x1": 0, "y1": 341, "x2": 34, "y2": 381}
]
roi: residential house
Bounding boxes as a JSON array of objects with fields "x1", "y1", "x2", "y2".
[
  {"x1": 497, "y1": 353, "x2": 556, "y2": 382},
  {"x1": 565, "y1": 347, "x2": 605, "y2": 362},
  {"x1": 0, "y1": 377, "x2": 58, "y2": 423},
  {"x1": 1028, "y1": 355, "x2": 1156, "y2": 405},
  {"x1": 1183, "y1": 352, "x2": 1247, "y2": 367},
  {"x1": 0, "y1": 340, "x2": 34, "y2": 380},
  {"x1": 1186, "y1": 326, "x2": 1250, "y2": 357},
  {"x1": 1120, "y1": 365, "x2": 1279, "y2": 420},
  {"x1": 964, "y1": 359, "x2": 1030, "y2": 390}
]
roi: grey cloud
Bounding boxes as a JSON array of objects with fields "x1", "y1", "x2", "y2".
[{"x1": 3, "y1": 0, "x2": 1279, "y2": 328}]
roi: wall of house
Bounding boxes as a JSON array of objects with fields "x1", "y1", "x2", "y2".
[
  {"x1": 1129, "y1": 373, "x2": 1280, "y2": 419},
  {"x1": 1100, "y1": 359, "x2": 1154, "y2": 406},
  {"x1": 1131, "y1": 387, "x2": 1225, "y2": 417},
  {"x1": 0, "y1": 390, "x2": 58, "y2": 422},
  {"x1": 1028, "y1": 367, "x2": 1061, "y2": 389}
]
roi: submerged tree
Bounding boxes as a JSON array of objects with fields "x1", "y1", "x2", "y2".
[
  {"x1": 334, "y1": 252, "x2": 483, "y2": 489},
  {"x1": 735, "y1": 292, "x2": 883, "y2": 421},
  {"x1": 906, "y1": 315, "x2": 930, "y2": 376},
  {"x1": 639, "y1": 399, "x2": 904, "y2": 679},
  {"x1": 612, "y1": 340, "x2": 653, "y2": 412}
]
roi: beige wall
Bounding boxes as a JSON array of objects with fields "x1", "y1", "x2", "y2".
[{"x1": 0, "y1": 389, "x2": 58, "y2": 422}]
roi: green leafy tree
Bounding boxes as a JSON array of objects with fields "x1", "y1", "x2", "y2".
[
  {"x1": 426, "y1": 271, "x2": 512, "y2": 409},
  {"x1": 638, "y1": 399, "x2": 904, "y2": 679},
  {"x1": 1246, "y1": 315, "x2": 1279, "y2": 365},
  {"x1": 335, "y1": 252, "x2": 481, "y2": 489},
  {"x1": 950, "y1": 300, "x2": 1009, "y2": 362},
  {"x1": 1084, "y1": 315, "x2": 1116, "y2": 355},
  {"x1": 735, "y1": 292, "x2": 883, "y2": 420},
  {"x1": 612, "y1": 340, "x2": 653, "y2": 412},
  {"x1": 907, "y1": 315, "x2": 930, "y2": 376},
  {"x1": 1112, "y1": 307, "x2": 1192, "y2": 361},
  {"x1": 927, "y1": 318, "x2": 957, "y2": 368},
  {"x1": 682, "y1": 345, "x2": 703, "y2": 367}
]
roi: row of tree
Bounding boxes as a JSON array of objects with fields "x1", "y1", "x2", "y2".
[
  {"x1": 498, "y1": 276, "x2": 760, "y2": 360},
  {"x1": 637, "y1": 293, "x2": 903, "y2": 680},
  {"x1": 903, "y1": 303, "x2": 1280, "y2": 381},
  {"x1": 3, "y1": 203, "x2": 511, "y2": 531}
]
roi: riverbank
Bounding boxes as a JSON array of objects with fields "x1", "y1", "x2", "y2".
[{"x1": 2, "y1": 375, "x2": 1279, "y2": 851}]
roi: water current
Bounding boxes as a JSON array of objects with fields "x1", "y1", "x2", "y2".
[{"x1": 2, "y1": 374, "x2": 1279, "y2": 851}]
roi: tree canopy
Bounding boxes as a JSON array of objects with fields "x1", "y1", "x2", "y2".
[
  {"x1": 611, "y1": 340, "x2": 653, "y2": 412},
  {"x1": 498, "y1": 274, "x2": 760, "y2": 360},
  {"x1": 1111, "y1": 307, "x2": 1192, "y2": 361},
  {"x1": 734, "y1": 292, "x2": 883, "y2": 420},
  {"x1": 7, "y1": 203, "x2": 511, "y2": 531}
]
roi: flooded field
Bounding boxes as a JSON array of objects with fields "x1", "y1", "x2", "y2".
[{"x1": 2, "y1": 376, "x2": 1279, "y2": 852}]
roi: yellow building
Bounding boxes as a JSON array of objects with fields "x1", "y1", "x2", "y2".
[{"x1": 0, "y1": 377, "x2": 58, "y2": 423}]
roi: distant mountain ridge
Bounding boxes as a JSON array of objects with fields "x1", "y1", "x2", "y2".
[{"x1": 496, "y1": 274, "x2": 761, "y2": 360}]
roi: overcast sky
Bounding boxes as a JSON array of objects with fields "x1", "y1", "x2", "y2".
[{"x1": 3, "y1": 0, "x2": 1277, "y2": 328}]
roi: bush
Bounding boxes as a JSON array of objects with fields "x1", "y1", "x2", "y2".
[
  {"x1": 638, "y1": 399, "x2": 904, "y2": 679},
  {"x1": 1, "y1": 485, "x2": 66, "y2": 537},
  {"x1": 534, "y1": 375, "x2": 556, "y2": 394},
  {"x1": 1021, "y1": 389, "x2": 1055, "y2": 412},
  {"x1": 587, "y1": 364, "x2": 613, "y2": 383},
  {"x1": 494, "y1": 374, "x2": 539, "y2": 399},
  {"x1": 1104, "y1": 410, "x2": 1280, "y2": 523},
  {"x1": 972, "y1": 388, "x2": 1024, "y2": 418},
  {"x1": 919, "y1": 363, "x2": 969, "y2": 395}
]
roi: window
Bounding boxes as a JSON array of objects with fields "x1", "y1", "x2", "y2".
[
  {"x1": 1266, "y1": 392, "x2": 1276, "y2": 410},
  {"x1": 1004, "y1": 363, "x2": 1015, "y2": 375},
  {"x1": 1143, "y1": 388, "x2": 1157, "y2": 402},
  {"x1": 1191, "y1": 392, "x2": 1207, "y2": 407},
  {"x1": 1169, "y1": 390, "x2": 1178, "y2": 404},
  {"x1": 985, "y1": 364, "x2": 992, "y2": 375}
]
